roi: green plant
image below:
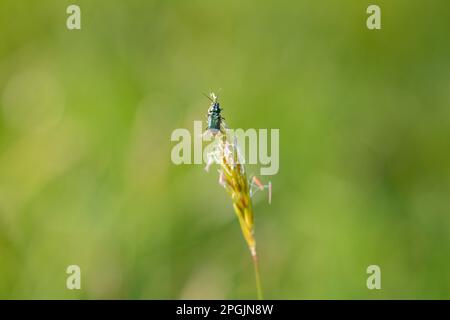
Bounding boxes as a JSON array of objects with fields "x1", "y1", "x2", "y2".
[{"x1": 204, "y1": 93, "x2": 264, "y2": 299}]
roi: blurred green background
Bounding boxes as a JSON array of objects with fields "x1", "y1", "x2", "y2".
[{"x1": 0, "y1": 0, "x2": 449, "y2": 299}]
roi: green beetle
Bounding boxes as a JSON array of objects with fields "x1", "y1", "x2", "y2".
[{"x1": 205, "y1": 93, "x2": 225, "y2": 135}]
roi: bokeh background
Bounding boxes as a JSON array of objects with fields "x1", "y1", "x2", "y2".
[{"x1": 0, "y1": 0, "x2": 449, "y2": 299}]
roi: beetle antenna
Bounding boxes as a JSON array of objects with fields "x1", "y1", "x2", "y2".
[{"x1": 202, "y1": 92, "x2": 214, "y2": 103}]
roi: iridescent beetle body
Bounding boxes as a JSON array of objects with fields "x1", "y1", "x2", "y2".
[
  {"x1": 207, "y1": 101, "x2": 222, "y2": 134},
  {"x1": 205, "y1": 92, "x2": 225, "y2": 135}
]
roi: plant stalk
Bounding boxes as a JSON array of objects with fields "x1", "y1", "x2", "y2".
[{"x1": 251, "y1": 247, "x2": 263, "y2": 300}]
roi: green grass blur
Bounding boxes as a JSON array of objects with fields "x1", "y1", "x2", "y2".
[{"x1": 0, "y1": 0, "x2": 449, "y2": 299}]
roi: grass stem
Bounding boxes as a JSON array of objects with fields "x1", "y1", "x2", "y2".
[{"x1": 251, "y1": 247, "x2": 263, "y2": 300}]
